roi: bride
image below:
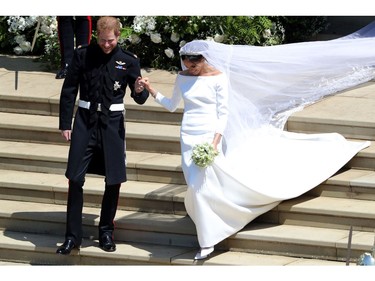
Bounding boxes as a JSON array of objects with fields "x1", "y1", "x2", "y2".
[{"x1": 140, "y1": 21, "x2": 375, "y2": 260}]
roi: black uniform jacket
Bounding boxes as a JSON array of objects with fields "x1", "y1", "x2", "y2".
[{"x1": 59, "y1": 43, "x2": 149, "y2": 185}]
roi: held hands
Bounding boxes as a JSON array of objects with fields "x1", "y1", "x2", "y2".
[
  {"x1": 135, "y1": 77, "x2": 145, "y2": 94},
  {"x1": 139, "y1": 77, "x2": 157, "y2": 98}
]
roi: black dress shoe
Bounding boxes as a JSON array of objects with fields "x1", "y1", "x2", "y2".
[
  {"x1": 99, "y1": 234, "x2": 116, "y2": 252},
  {"x1": 55, "y1": 64, "x2": 68, "y2": 79},
  {"x1": 56, "y1": 239, "x2": 77, "y2": 255}
]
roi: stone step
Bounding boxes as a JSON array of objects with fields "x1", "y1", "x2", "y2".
[
  {"x1": 0, "y1": 199, "x2": 372, "y2": 263},
  {"x1": 0, "y1": 140, "x2": 185, "y2": 185},
  {"x1": 0, "y1": 230, "x2": 350, "y2": 266},
  {"x1": 0, "y1": 112, "x2": 181, "y2": 154},
  {"x1": 2, "y1": 184, "x2": 375, "y2": 240},
  {"x1": 0, "y1": 169, "x2": 187, "y2": 215},
  {"x1": 308, "y1": 168, "x2": 375, "y2": 200},
  {"x1": 3, "y1": 72, "x2": 375, "y2": 138},
  {"x1": 0, "y1": 199, "x2": 197, "y2": 248},
  {"x1": 1, "y1": 93, "x2": 183, "y2": 125},
  {"x1": 2, "y1": 169, "x2": 375, "y2": 244},
  {"x1": 0, "y1": 68, "x2": 183, "y2": 125},
  {"x1": 228, "y1": 222, "x2": 373, "y2": 263},
  {"x1": 3, "y1": 168, "x2": 375, "y2": 218},
  {"x1": 2, "y1": 58, "x2": 375, "y2": 266},
  {"x1": 0, "y1": 139, "x2": 373, "y2": 183},
  {"x1": 263, "y1": 196, "x2": 375, "y2": 232},
  {"x1": 5, "y1": 87, "x2": 375, "y2": 140}
]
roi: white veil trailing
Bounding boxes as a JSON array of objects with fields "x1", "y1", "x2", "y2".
[
  {"x1": 179, "y1": 21, "x2": 375, "y2": 155},
  {"x1": 175, "y1": 22, "x2": 375, "y2": 247}
]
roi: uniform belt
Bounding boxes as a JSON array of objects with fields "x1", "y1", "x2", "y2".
[{"x1": 78, "y1": 100, "x2": 124, "y2": 112}]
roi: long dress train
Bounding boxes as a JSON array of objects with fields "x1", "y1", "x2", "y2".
[{"x1": 156, "y1": 21, "x2": 375, "y2": 248}]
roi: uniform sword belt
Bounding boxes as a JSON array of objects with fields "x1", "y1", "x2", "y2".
[{"x1": 78, "y1": 100, "x2": 124, "y2": 112}]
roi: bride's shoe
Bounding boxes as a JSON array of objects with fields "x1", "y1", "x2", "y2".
[{"x1": 194, "y1": 246, "x2": 214, "y2": 260}]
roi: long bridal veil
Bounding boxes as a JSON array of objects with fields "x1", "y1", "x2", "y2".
[
  {"x1": 180, "y1": 21, "x2": 375, "y2": 150},
  {"x1": 179, "y1": 21, "x2": 375, "y2": 200},
  {"x1": 177, "y1": 21, "x2": 375, "y2": 247}
]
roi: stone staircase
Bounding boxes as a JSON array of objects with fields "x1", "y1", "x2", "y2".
[{"x1": 1, "y1": 55, "x2": 375, "y2": 266}]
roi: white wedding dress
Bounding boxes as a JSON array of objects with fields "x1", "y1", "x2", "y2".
[{"x1": 153, "y1": 21, "x2": 375, "y2": 248}]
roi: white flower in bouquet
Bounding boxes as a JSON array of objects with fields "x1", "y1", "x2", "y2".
[{"x1": 191, "y1": 142, "x2": 219, "y2": 168}]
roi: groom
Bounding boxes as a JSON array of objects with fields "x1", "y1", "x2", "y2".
[{"x1": 56, "y1": 16, "x2": 149, "y2": 255}]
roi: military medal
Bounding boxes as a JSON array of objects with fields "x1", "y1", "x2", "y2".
[
  {"x1": 113, "y1": 81, "x2": 121, "y2": 91},
  {"x1": 115, "y1": 60, "x2": 126, "y2": 70}
]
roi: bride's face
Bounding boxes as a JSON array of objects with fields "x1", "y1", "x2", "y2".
[{"x1": 182, "y1": 56, "x2": 205, "y2": 76}]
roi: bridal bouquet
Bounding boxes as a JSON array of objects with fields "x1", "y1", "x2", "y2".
[{"x1": 191, "y1": 142, "x2": 219, "y2": 168}]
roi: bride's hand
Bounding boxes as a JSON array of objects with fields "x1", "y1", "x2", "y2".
[
  {"x1": 211, "y1": 142, "x2": 218, "y2": 152},
  {"x1": 140, "y1": 77, "x2": 158, "y2": 97}
]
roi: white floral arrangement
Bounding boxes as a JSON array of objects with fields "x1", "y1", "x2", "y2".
[
  {"x1": 191, "y1": 142, "x2": 219, "y2": 168},
  {"x1": 6, "y1": 16, "x2": 58, "y2": 55}
]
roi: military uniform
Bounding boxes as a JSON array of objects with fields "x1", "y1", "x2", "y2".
[{"x1": 58, "y1": 42, "x2": 149, "y2": 247}]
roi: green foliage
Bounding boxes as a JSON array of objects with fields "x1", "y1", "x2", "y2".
[
  {"x1": 0, "y1": 17, "x2": 14, "y2": 53},
  {"x1": 271, "y1": 16, "x2": 329, "y2": 43},
  {"x1": 38, "y1": 34, "x2": 61, "y2": 70},
  {"x1": 0, "y1": 16, "x2": 330, "y2": 71},
  {"x1": 2, "y1": 16, "x2": 60, "y2": 70},
  {"x1": 122, "y1": 16, "x2": 284, "y2": 71}
]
